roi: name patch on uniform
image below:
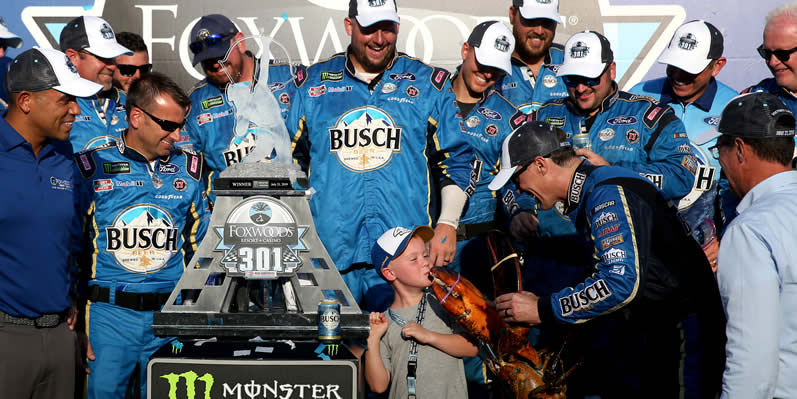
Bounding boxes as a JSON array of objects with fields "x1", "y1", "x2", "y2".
[
  {"x1": 116, "y1": 180, "x2": 144, "y2": 187},
  {"x1": 201, "y1": 96, "x2": 224, "y2": 110},
  {"x1": 559, "y1": 279, "x2": 612, "y2": 316},
  {"x1": 103, "y1": 162, "x2": 130, "y2": 174}
]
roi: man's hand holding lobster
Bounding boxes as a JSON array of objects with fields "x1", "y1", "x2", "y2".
[{"x1": 495, "y1": 291, "x2": 541, "y2": 325}]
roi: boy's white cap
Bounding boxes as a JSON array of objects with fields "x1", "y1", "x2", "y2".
[
  {"x1": 557, "y1": 30, "x2": 614, "y2": 78},
  {"x1": 467, "y1": 21, "x2": 515, "y2": 75},
  {"x1": 372, "y1": 226, "x2": 434, "y2": 271},
  {"x1": 513, "y1": 0, "x2": 562, "y2": 24},
  {"x1": 658, "y1": 20, "x2": 724, "y2": 75}
]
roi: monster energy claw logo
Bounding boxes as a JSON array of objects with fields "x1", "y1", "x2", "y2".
[
  {"x1": 678, "y1": 33, "x2": 698, "y2": 51},
  {"x1": 494, "y1": 35, "x2": 511, "y2": 52},
  {"x1": 571, "y1": 42, "x2": 589, "y2": 58},
  {"x1": 327, "y1": 344, "x2": 339, "y2": 356},
  {"x1": 100, "y1": 23, "x2": 114, "y2": 40},
  {"x1": 161, "y1": 371, "x2": 214, "y2": 399}
]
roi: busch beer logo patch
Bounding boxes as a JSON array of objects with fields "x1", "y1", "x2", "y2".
[
  {"x1": 569, "y1": 172, "x2": 586, "y2": 204},
  {"x1": 215, "y1": 196, "x2": 308, "y2": 279},
  {"x1": 594, "y1": 211, "x2": 618, "y2": 227},
  {"x1": 601, "y1": 247, "x2": 626, "y2": 263},
  {"x1": 559, "y1": 279, "x2": 612, "y2": 316},
  {"x1": 100, "y1": 23, "x2": 114, "y2": 39},
  {"x1": 105, "y1": 205, "x2": 179, "y2": 273},
  {"x1": 328, "y1": 107, "x2": 402, "y2": 172}
]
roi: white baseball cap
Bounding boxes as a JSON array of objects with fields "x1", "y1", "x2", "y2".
[
  {"x1": 349, "y1": 0, "x2": 400, "y2": 28},
  {"x1": 371, "y1": 226, "x2": 434, "y2": 271},
  {"x1": 557, "y1": 31, "x2": 614, "y2": 78},
  {"x1": 0, "y1": 17, "x2": 23, "y2": 48},
  {"x1": 467, "y1": 21, "x2": 515, "y2": 75},
  {"x1": 512, "y1": 0, "x2": 562, "y2": 24},
  {"x1": 59, "y1": 16, "x2": 132, "y2": 59},
  {"x1": 658, "y1": 20, "x2": 724, "y2": 75},
  {"x1": 6, "y1": 48, "x2": 103, "y2": 97}
]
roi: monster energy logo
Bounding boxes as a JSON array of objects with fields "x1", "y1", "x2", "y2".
[
  {"x1": 678, "y1": 33, "x2": 698, "y2": 51},
  {"x1": 327, "y1": 344, "x2": 339, "y2": 356},
  {"x1": 161, "y1": 371, "x2": 214, "y2": 399}
]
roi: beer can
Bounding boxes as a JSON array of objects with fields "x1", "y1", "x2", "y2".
[
  {"x1": 572, "y1": 133, "x2": 592, "y2": 150},
  {"x1": 318, "y1": 299, "x2": 341, "y2": 342}
]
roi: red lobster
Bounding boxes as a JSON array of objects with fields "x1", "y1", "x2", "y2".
[{"x1": 429, "y1": 232, "x2": 577, "y2": 398}]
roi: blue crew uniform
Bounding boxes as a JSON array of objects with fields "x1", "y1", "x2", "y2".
[
  {"x1": 287, "y1": 49, "x2": 475, "y2": 310},
  {"x1": 69, "y1": 87, "x2": 128, "y2": 152},
  {"x1": 74, "y1": 134, "x2": 212, "y2": 399},
  {"x1": 183, "y1": 61, "x2": 302, "y2": 173},
  {"x1": 742, "y1": 78, "x2": 797, "y2": 118},
  {"x1": 495, "y1": 45, "x2": 569, "y2": 114}
]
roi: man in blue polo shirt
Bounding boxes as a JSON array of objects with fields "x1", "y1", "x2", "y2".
[{"x1": 0, "y1": 47, "x2": 102, "y2": 399}]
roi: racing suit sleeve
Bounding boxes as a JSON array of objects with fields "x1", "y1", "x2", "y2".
[
  {"x1": 181, "y1": 106, "x2": 203, "y2": 154},
  {"x1": 428, "y1": 80, "x2": 476, "y2": 194},
  {"x1": 286, "y1": 75, "x2": 311, "y2": 172},
  {"x1": 613, "y1": 107, "x2": 694, "y2": 200},
  {"x1": 182, "y1": 152, "x2": 213, "y2": 265},
  {"x1": 716, "y1": 222, "x2": 780, "y2": 399},
  {"x1": 537, "y1": 184, "x2": 651, "y2": 324}
]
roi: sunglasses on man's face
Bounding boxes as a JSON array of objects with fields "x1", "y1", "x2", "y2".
[
  {"x1": 189, "y1": 33, "x2": 233, "y2": 55},
  {"x1": 135, "y1": 106, "x2": 186, "y2": 132},
  {"x1": 757, "y1": 45, "x2": 797, "y2": 62},
  {"x1": 510, "y1": 163, "x2": 531, "y2": 187},
  {"x1": 117, "y1": 64, "x2": 152, "y2": 77},
  {"x1": 200, "y1": 58, "x2": 225, "y2": 73}
]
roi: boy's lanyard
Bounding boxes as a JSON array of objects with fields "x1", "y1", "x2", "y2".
[{"x1": 388, "y1": 293, "x2": 428, "y2": 399}]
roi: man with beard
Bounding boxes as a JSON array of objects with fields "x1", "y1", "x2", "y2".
[
  {"x1": 182, "y1": 14, "x2": 302, "y2": 174},
  {"x1": 286, "y1": 0, "x2": 475, "y2": 312},
  {"x1": 496, "y1": 0, "x2": 568, "y2": 114},
  {"x1": 60, "y1": 16, "x2": 133, "y2": 152}
]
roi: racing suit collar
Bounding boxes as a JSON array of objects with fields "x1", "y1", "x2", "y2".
[
  {"x1": 660, "y1": 77, "x2": 717, "y2": 112},
  {"x1": 566, "y1": 82, "x2": 619, "y2": 117},
  {"x1": 563, "y1": 159, "x2": 599, "y2": 215},
  {"x1": 344, "y1": 45, "x2": 398, "y2": 82},
  {"x1": 117, "y1": 129, "x2": 173, "y2": 164},
  {"x1": 510, "y1": 46, "x2": 555, "y2": 67}
]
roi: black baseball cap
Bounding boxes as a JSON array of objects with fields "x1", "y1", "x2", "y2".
[
  {"x1": 489, "y1": 121, "x2": 571, "y2": 190},
  {"x1": 189, "y1": 14, "x2": 239, "y2": 66},
  {"x1": 6, "y1": 48, "x2": 103, "y2": 97},
  {"x1": 59, "y1": 16, "x2": 132, "y2": 58},
  {"x1": 698, "y1": 92, "x2": 795, "y2": 142}
]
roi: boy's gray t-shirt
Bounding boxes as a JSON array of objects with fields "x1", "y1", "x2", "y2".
[{"x1": 379, "y1": 292, "x2": 469, "y2": 399}]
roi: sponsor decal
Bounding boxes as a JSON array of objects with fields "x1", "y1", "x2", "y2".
[
  {"x1": 477, "y1": 107, "x2": 502, "y2": 120},
  {"x1": 389, "y1": 72, "x2": 416, "y2": 81},
  {"x1": 190, "y1": 155, "x2": 199, "y2": 174},
  {"x1": 309, "y1": 85, "x2": 326, "y2": 97},
  {"x1": 641, "y1": 173, "x2": 663, "y2": 189},
  {"x1": 703, "y1": 116, "x2": 720, "y2": 126},
  {"x1": 485, "y1": 124, "x2": 498, "y2": 137},
  {"x1": 213, "y1": 109, "x2": 234, "y2": 119},
  {"x1": 173, "y1": 178, "x2": 187, "y2": 192},
  {"x1": 545, "y1": 117, "x2": 565, "y2": 127},
  {"x1": 607, "y1": 116, "x2": 638, "y2": 125},
  {"x1": 599, "y1": 223, "x2": 620, "y2": 237},
  {"x1": 628, "y1": 94, "x2": 655, "y2": 102},
  {"x1": 110, "y1": 114, "x2": 120, "y2": 125},
  {"x1": 176, "y1": 135, "x2": 190, "y2": 143},
  {"x1": 606, "y1": 144, "x2": 634, "y2": 152},
  {"x1": 600, "y1": 233, "x2": 624, "y2": 249},
  {"x1": 329, "y1": 86, "x2": 353, "y2": 93},
  {"x1": 693, "y1": 165, "x2": 715, "y2": 191},
  {"x1": 50, "y1": 176, "x2": 73, "y2": 191},
  {"x1": 155, "y1": 194, "x2": 183, "y2": 200},
  {"x1": 279, "y1": 92, "x2": 290, "y2": 104},
  {"x1": 594, "y1": 211, "x2": 618, "y2": 227},
  {"x1": 328, "y1": 107, "x2": 402, "y2": 172},
  {"x1": 610, "y1": 264, "x2": 626, "y2": 275},
  {"x1": 678, "y1": 143, "x2": 692, "y2": 154},
  {"x1": 100, "y1": 23, "x2": 114, "y2": 39},
  {"x1": 196, "y1": 113, "x2": 212, "y2": 125},
  {"x1": 268, "y1": 81, "x2": 286, "y2": 91},
  {"x1": 93, "y1": 179, "x2": 113, "y2": 192},
  {"x1": 103, "y1": 162, "x2": 130, "y2": 174},
  {"x1": 625, "y1": 129, "x2": 640, "y2": 144},
  {"x1": 601, "y1": 247, "x2": 626, "y2": 264},
  {"x1": 494, "y1": 35, "x2": 511, "y2": 52},
  {"x1": 215, "y1": 196, "x2": 308, "y2": 279},
  {"x1": 501, "y1": 82, "x2": 517, "y2": 90},
  {"x1": 320, "y1": 71, "x2": 343, "y2": 82},
  {"x1": 433, "y1": 70, "x2": 447, "y2": 85},
  {"x1": 681, "y1": 155, "x2": 698, "y2": 174},
  {"x1": 381, "y1": 82, "x2": 398, "y2": 93},
  {"x1": 592, "y1": 200, "x2": 615, "y2": 213},
  {"x1": 158, "y1": 163, "x2": 179, "y2": 175},
  {"x1": 559, "y1": 279, "x2": 612, "y2": 316},
  {"x1": 200, "y1": 95, "x2": 224, "y2": 110},
  {"x1": 569, "y1": 172, "x2": 586, "y2": 204},
  {"x1": 78, "y1": 154, "x2": 91, "y2": 170},
  {"x1": 465, "y1": 115, "x2": 481, "y2": 128},
  {"x1": 106, "y1": 204, "x2": 179, "y2": 273},
  {"x1": 542, "y1": 74, "x2": 558, "y2": 88},
  {"x1": 570, "y1": 41, "x2": 590, "y2": 58},
  {"x1": 598, "y1": 128, "x2": 615, "y2": 141},
  {"x1": 512, "y1": 114, "x2": 527, "y2": 128},
  {"x1": 115, "y1": 180, "x2": 144, "y2": 187},
  {"x1": 77, "y1": 115, "x2": 91, "y2": 122},
  {"x1": 646, "y1": 106, "x2": 662, "y2": 121},
  {"x1": 405, "y1": 85, "x2": 419, "y2": 98},
  {"x1": 678, "y1": 33, "x2": 698, "y2": 50},
  {"x1": 673, "y1": 132, "x2": 688, "y2": 139}
]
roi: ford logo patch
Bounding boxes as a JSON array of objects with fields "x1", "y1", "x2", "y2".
[
  {"x1": 607, "y1": 116, "x2": 638, "y2": 125},
  {"x1": 158, "y1": 163, "x2": 180, "y2": 174},
  {"x1": 477, "y1": 107, "x2": 502, "y2": 120}
]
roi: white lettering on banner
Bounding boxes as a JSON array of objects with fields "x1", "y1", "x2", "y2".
[{"x1": 135, "y1": 5, "x2": 177, "y2": 64}]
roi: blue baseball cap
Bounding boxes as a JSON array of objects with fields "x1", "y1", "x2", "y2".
[
  {"x1": 372, "y1": 226, "x2": 434, "y2": 272},
  {"x1": 189, "y1": 14, "x2": 239, "y2": 66}
]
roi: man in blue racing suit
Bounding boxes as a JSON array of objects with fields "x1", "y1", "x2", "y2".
[
  {"x1": 491, "y1": 121, "x2": 726, "y2": 398},
  {"x1": 496, "y1": 0, "x2": 568, "y2": 114},
  {"x1": 182, "y1": 14, "x2": 302, "y2": 174},
  {"x1": 286, "y1": 0, "x2": 475, "y2": 312},
  {"x1": 60, "y1": 16, "x2": 132, "y2": 152},
  {"x1": 75, "y1": 73, "x2": 212, "y2": 399}
]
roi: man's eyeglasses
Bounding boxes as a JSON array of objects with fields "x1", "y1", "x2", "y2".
[
  {"x1": 510, "y1": 163, "x2": 531, "y2": 187},
  {"x1": 189, "y1": 33, "x2": 233, "y2": 55},
  {"x1": 562, "y1": 74, "x2": 602, "y2": 88},
  {"x1": 200, "y1": 58, "x2": 225, "y2": 73},
  {"x1": 708, "y1": 144, "x2": 721, "y2": 160},
  {"x1": 134, "y1": 105, "x2": 186, "y2": 132},
  {"x1": 79, "y1": 50, "x2": 115, "y2": 65},
  {"x1": 757, "y1": 45, "x2": 797, "y2": 62},
  {"x1": 117, "y1": 64, "x2": 153, "y2": 77}
]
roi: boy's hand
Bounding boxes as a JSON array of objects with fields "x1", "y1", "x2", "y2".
[
  {"x1": 401, "y1": 322, "x2": 432, "y2": 344},
  {"x1": 368, "y1": 312, "x2": 389, "y2": 342}
]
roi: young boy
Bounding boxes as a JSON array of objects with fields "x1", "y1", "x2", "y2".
[{"x1": 365, "y1": 226, "x2": 478, "y2": 398}]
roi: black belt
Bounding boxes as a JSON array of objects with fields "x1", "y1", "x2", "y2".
[
  {"x1": 88, "y1": 285, "x2": 171, "y2": 311},
  {"x1": 0, "y1": 310, "x2": 66, "y2": 328},
  {"x1": 456, "y1": 221, "x2": 498, "y2": 241}
]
